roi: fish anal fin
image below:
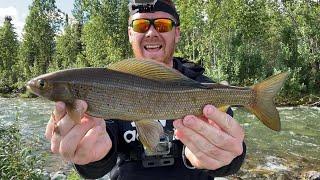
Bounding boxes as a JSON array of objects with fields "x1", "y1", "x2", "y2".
[{"x1": 135, "y1": 120, "x2": 164, "y2": 152}]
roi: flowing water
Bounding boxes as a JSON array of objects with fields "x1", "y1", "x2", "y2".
[{"x1": 1, "y1": 97, "x2": 319, "y2": 178}]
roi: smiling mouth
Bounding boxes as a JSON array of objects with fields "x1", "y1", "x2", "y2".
[{"x1": 144, "y1": 45, "x2": 163, "y2": 51}]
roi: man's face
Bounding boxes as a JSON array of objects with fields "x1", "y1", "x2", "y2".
[{"x1": 128, "y1": 11, "x2": 180, "y2": 66}]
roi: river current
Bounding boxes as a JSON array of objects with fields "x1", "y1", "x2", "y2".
[{"x1": 1, "y1": 97, "x2": 319, "y2": 178}]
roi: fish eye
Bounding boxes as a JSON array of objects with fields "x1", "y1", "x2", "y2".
[{"x1": 37, "y1": 79, "x2": 46, "y2": 89}]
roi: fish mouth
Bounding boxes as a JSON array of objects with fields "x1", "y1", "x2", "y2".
[
  {"x1": 26, "y1": 80, "x2": 37, "y2": 95},
  {"x1": 26, "y1": 80, "x2": 33, "y2": 89}
]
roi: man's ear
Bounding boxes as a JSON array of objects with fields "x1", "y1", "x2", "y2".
[
  {"x1": 128, "y1": 27, "x2": 133, "y2": 44},
  {"x1": 175, "y1": 26, "x2": 181, "y2": 44}
]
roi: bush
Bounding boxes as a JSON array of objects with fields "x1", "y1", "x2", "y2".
[{"x1": 0, "y1": 120, "x2": 46, "y2": 179}]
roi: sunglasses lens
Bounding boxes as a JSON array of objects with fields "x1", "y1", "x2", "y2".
[
  {"x1": 154, "y1": 19, "x2": 174, "y2": 33},
  {"x1": 132, "y1": 19, "x2": 175, "y2": 33},
  {"x1": 132, "y1": 19, "x2": 150, "y2": 33}
]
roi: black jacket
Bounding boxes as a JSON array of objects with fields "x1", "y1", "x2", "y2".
[{"x1": 74, "y1": 57, "x2": 246, "y2": 180}]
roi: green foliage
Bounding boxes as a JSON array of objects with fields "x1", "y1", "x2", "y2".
[
  {"x1": 81, "y1": 0, "x2": 131, "y2": 67},
  {"x1": 1, "y1": 0, "x2": 318, "y2": 104},
  {"x1": 0, "y1": 16, "x2": 19, "y2": 93},
  {"x1": 50, "y1": 22, "x2": 85, "y2": 70},
  {"x1": 175, "y1": 0, "x2": 319, "y2": 102},
  {"x1": 67, "y1": 170, "x2": 82, "y2": 180},
  {"x1": 0, "y1": 120, "x2": 46, "y2": 179},
  {"x1": 19, "y1": 0, "x2": 60, "y2": 82}
]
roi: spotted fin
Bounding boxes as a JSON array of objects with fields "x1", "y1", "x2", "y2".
[{"x1": 108, "y1": 58, "x2": 206, "y2": 88}]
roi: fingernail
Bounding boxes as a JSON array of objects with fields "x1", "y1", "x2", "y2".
[
  {"x1": 173, "y1": 119, "x2": 182, "y2": 129},
  {"x1": 55, "y1": 102, "x2": 65, "y2": 113},
  {"x1": 74, "y1": 101, "x2": 85, "y2": 114},
  {"x1": 205, "y1": 105, "x2": 216, "y2": 115},
  {"x1": 183, "y1": 116, "x2": 195, "y2": 126}
]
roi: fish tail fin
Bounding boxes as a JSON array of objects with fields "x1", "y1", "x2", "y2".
[{"x1": 246, "y1": 72, "x2": 289, "y2": 131}]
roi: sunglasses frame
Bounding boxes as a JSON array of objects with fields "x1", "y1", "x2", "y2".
[{"x1": 130, "y1": 18, "x2": 177, "y2": 33}]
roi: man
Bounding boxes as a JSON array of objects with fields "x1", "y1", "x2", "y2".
[{"x1": 45, "y1": 0, "x2": 246, "y2": 179}]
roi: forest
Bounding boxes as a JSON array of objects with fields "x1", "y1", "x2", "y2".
[{"x1": 0, "y1": 0, "x2": 319, "y2": 105}]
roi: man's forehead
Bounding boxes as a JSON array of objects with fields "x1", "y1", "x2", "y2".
[{"x1": 131, "y1": 11, "x2": 175, "y2": 20}]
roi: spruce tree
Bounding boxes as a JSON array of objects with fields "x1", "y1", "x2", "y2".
[{"x1": 0, "y1": 16, "x2": 19, "y2": 93}]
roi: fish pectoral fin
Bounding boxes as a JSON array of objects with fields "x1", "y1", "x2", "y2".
[
  {"x1": 218, "y1": 105, "x2": 231, "y2": 113},
  {"x1": 66, "y1": 102, "x2": 82, "y2": 124},
  {"x1": 135, "y1": 120, "x2": 164, "y2": 152}
]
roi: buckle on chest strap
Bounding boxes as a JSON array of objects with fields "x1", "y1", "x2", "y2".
[{"x1": 142, "y1": 134, "x2": 174, "y2": 168}]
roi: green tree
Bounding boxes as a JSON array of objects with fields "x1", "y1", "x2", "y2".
[
  {"x1": 276, "y1": 0, "x2": 320, "y2": 99},
  {"x1": 0, "y1": 16, "x2": 19, "y2": 93},
  {"x1": 51, "y1": 23, "x2": 83, "y2": 70},
  {"x1": 82, "y1": 0, "x2": 130, "y2": 66},
  {"x1": 19, "y1": 0, "x2": 60, "y2": 81},
  {"x1": 175, "y1": 0, "x2": 205, "y2": 63}
]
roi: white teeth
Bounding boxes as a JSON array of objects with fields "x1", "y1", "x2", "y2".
[{"x1": 145, "y1": 45, "x2": 161, "y2": 49}]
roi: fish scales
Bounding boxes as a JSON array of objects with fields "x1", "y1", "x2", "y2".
[{"x1": 69, "y1": 80, "x2": 255, "y2": 121}]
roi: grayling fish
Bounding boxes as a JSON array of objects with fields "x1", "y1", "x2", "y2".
[{"x1": 26, "y1": 58, "x2": 288, "y2": 151}]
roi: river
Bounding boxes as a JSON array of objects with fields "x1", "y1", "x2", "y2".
[{"x1": 1, "y1": 97, "x2": 319, "y2": 178}]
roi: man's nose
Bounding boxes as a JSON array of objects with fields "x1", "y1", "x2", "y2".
[{"x1": 145, "y1": 25, "x2": 159, "y2": 38}]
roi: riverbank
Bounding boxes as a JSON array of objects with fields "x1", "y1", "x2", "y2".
[{"x1": 275, "y1": 94, "x2": 320, "y2": 107}]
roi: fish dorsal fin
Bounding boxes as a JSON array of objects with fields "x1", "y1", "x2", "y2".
[{"x1": 108, "y1": 58, "x2": 203, "y2": 87}]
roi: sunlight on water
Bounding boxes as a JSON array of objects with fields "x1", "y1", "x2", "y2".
[
  {"x1": 233, "y1": 106, "x2": 320, "y2": 175},
  {"x1": 0, "y1": 98, "x2": 70, "y2": 172}
]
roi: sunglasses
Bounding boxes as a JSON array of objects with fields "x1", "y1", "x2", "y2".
[{"x1": 130, "y1": 18, "x2": 176, "y2": 33}]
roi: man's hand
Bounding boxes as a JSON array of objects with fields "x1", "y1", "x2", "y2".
[
  {"x1": 173, "y1": 105, "x2": 244, "y2": 170},
  {"x1": 45, "y1": 100, "x2": 112, "y2": 165}
]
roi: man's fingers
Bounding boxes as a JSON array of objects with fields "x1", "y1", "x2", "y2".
[
  {"x1": 73, "y1": 125, "x2": 111, "y2": 165},
  {"x1": 50, "y1": 103, "x2": 66, "y2": 153},
  {"x1": 54, "y1": 102, "x2": 67, "y2": 121},
  {"x1": 66, "y1": 100, "x2": 88, "y2": 124},
  {"x1": 93, "y1": 130, "x2": 112, "y2": 162},
  {"x1": 56, "y1": 100, "x2": 88, "y2": 136},
  {"x1": 59, "y1": 117, "x2": 98, "y2": 161},
  {"x1": 174, "y1": 119, "x2": 212, "y2": 168},
  {"x1": 56, "y1": 116, "x2": 74, "y2": 136},
  {"x1": 182, "y1": 115, "x2": 235, "y2": 150},
  {"x1": 184, "y1": 147, "x2": 225, "y2": 170},
  {"x1": 203, "y1": 105, "x2": 244, "y2": 140},
  {"x1": 51, "y1": 132, "x2": 62, "y2": 153},
  {"x1": 73, "y1": 126, "x2": 100, "y2": 165},
  {"x1": 45, "y1": 102, "x2": 66, "y2": 139},
  {"x1": 175, "y1": 119, "x2": 234, "y2": 163},
  {"x1": 45, "y1": 117, "x2": 55, "y2": 140}
]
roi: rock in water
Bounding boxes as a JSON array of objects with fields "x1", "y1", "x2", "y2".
[
  {"x1": 51, "y1": 171, "x2": 67, "y2": 180},
  {"x1": 304, "y1": 171, "x2": 320, "y2": 180}
]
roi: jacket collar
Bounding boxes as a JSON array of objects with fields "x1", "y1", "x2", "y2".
[{"x1": 173, "y1": 57, "x2": 205, "y2": 79}]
